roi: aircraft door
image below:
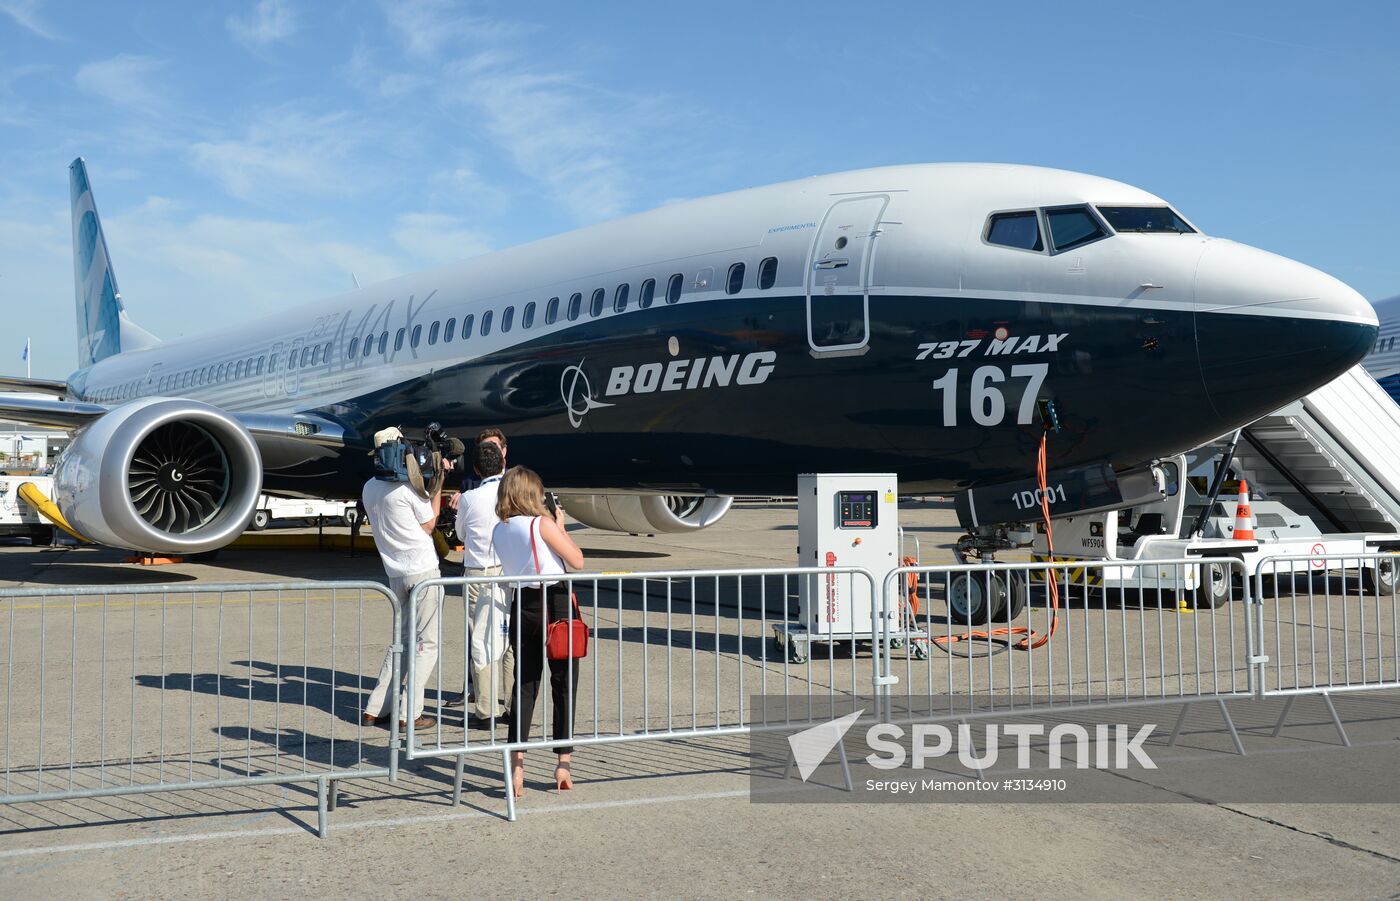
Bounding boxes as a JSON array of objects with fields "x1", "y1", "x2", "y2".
[{"x1": 806, "y1": 195, "x2": 887, "y2": 355}]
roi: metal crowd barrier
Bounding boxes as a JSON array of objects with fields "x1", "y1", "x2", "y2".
[
  {"x1": 1253, "y1": 551, "x2": 1400, "y2": 744},
  {"x1": 877, "y1": 557, "x2": 1256, "y2": 751},
  {"x1": 5, "y1": 549, "x2": 1396, "y2": 835},
  {"x1": 0, "y1": 581, "x2": 402, "y2": 838},
  {"x1": 406, "y1": 567, "x2": 882, "y2": 820}
]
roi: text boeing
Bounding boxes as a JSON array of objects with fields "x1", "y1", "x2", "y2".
[
  {"x1": 864, "y1": 722, "x2": 1158, "y2": 770},
  {"x1": 606, "y1": 351, "x2": 777, "y2": 397}
]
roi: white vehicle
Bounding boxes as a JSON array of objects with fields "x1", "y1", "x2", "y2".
[
  {"x1": 248, "y1": 495, "x2": 358, "y2": 531},
  {"x1": 1027, "y1": 453, "x2": 1399, "y2": 607},
  {"x1": 0, "y1": 474, "x2": 56, "y2": 543}
]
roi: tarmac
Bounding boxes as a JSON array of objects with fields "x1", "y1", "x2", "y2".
[{"x1": 0, "y1": 500, "x2": 1398, "y2": 900}]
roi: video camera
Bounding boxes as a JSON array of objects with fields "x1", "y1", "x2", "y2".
[{"x1": 372, "y1": 422, "x2": 466, "y2": 498}]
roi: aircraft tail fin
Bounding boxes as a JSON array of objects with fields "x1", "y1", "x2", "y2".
[{"x1": 69, "y1": 158, "x2": 159, "y2": 368}]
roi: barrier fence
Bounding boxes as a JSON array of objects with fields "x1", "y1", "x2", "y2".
[
  {"x1": 404, "y1": 567, "x2": 884, "y2": 820},
  {"x1": 0, "y1": 581, "x2": 402, "y2": 838},
  {"x1": 3, "y1": 550, "x2": 1398, "y2": 834}
]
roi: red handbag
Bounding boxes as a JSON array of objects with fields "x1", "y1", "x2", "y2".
[{"x1": 532, "y1": 517, "x2": 589, "y2": 660}]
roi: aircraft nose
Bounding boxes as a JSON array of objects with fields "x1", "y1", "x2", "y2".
[{"x1": 1193, "y1": 240, "x2": 1377, "y2": 426}]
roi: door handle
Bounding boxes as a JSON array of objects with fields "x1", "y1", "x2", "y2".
[{"x1": 815, "y1": 259, "x2": 849, "y2": 270}]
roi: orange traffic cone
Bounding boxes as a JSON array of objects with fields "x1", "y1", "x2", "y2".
[{"x1": 1232, "y1": 480, "x2": 1255, "y2": 541}]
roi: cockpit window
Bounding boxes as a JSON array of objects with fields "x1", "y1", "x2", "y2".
[
  {"x1": 1096, "y1": 206, "x2": 1195, "y2": 234},
  {"x1": 986, "y1": 211, "x2": 1043, "y2": 251},
  {"x1": 1045, "y1": 206, "x2": 1106, "y2": 252}
]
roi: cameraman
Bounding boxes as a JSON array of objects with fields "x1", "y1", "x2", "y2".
[{"x1": 362, "y1": 427, "x2": 449, "y2": 730}]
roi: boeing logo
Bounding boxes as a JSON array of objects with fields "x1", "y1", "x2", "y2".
[
  {"x1": 562, "y1": 352, "x2": 779, "y2": 429},
  {"x1": 560, "y1": 362, "x2": 615, "y2": 429},
  {"x1": 605, "y1": 351, "x2": 778, "y2": 396}
]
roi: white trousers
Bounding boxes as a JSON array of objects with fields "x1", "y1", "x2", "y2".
[
  {"x1": 466, "y1": 565, "x2": 515, "y2": 719},
  {"x1": 365, "y1": 568, "x2": 442, "y2": 722}
]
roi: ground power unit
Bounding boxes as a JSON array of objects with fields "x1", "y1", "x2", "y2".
[{"x1": 775, "y1": 473, "x2": 909, "y2": 663}]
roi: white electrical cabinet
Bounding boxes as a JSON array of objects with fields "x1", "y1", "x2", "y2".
[{"x1": 775, "y1": 473, "x2": 909, "y2": 663}]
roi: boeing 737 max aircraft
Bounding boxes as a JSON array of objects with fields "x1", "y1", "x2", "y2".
[{"x1": 0, "y1": 159, "x2": 1378, "y2": 556}]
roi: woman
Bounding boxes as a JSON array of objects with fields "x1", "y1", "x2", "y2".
[{"x1": 492, "y1": 465, "x2": 586, "y2": 796}]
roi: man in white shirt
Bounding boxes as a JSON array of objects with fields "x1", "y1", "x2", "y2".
[
  {"x1": 449, "y1": 440, "x2": 513, "y2": 724},
  {"x1": 361, "y1": 428, "x2": 447, "y2": 730}
]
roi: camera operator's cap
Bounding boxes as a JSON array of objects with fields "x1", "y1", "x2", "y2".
[{"x1": 370, "y1": 427, "x2": 403, "y2": 452}]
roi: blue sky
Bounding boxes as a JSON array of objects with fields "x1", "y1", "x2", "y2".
[{"x1": 2, "y1": 0, "x2": 1397, "y2": 379}]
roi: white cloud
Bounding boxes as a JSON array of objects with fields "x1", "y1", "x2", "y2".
[
  {"x1": 449, "y1": 58, "x2": 650, "y2": 221},
  {"x1": 190, "y1": 108, "x2": 365, "y2": 200},
  {"x1": 344, "y1": 44, "x2": 430, "y2": 98},
  {"x1": 74, "y1": 55, "x2": 167, "y2": 111},
  {"x1": 226, "y1": 0, "x2": 298, "y2": 49},
  {"x1": 383, "y1": 0, "x2": 529, "y2": 59},
  {"x1": 0, "y1": 0, "x2": 59, "y2": 40},
  {"x1": 106, "y1": 205, "x2": 406, "y2": 324},
  {"x1": 392, "y1": 212, "x2": 492, "y2": 265}
]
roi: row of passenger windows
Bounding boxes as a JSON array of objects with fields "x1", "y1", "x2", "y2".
[
  {"x1": 344, "y1": 257, "x2": 780, "y2": 360},
  {"x1": 985, "y1": 205, "x2": 1194, "y2": 254},
  {"x1": 92, "y1": 256, "x2": 788, "y2": 400}
]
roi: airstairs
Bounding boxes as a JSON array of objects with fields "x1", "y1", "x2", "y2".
[{"x1": 1230, "y1": 365, "x2": 1400, "y2": 534}]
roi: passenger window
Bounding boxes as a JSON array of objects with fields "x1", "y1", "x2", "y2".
[
  {"x1": 667, "y1": 273, "x2": 683, "y2": 304},
  {"x1": 363, "y1": 336, "x2": 374, "y2": 357},
  {"x1": 545, "y1": 296, "x2": 560, "y2": 324},
  {"x1": 394, "y1": 328, "x2": 405, "y2": 351},
  {"x1": 300, "y1": 346, "x2": 311, "y2": 367},
  {"x1": 639, "y1": 279, "x2": 655, "y2": 309},
  {"x1": 411, "y1": 325, "x2": 422, "y2": 348},
  {"x1": 726, "y1": 262, "x2": 745, "y2": 295},
  {"x1": 482, "y1": 310, "x2": 493, "y2": 336},
  {"x1": 218, "y1": 363, "x2": 227, "y2": 381},
  {"x1": 256, "y1": 356, "x2": 265, "y2": 374},
  {"x1": 589, "y1": 288, "x2": 605, "y2": 317},
  {"x1": 1045, "y1": 206, "x2": 1106, "y2": 252},
  {"x1": 523, "y1": 301, "x2": 536, "y2": 329},
  {"x1": 288, "y1": 350, "x2": 297, "y2": 369},
  {"x1": 986, "y1": 211, "x2": 1044, "y2": 251},
  {"x1": 378, "y1": 332, "x2": 388, "y2": 354},
  {"x1": 567, "y1": 292, "x2": 582, "y2": 321},
  {"x1": 462, "y1": 313, "x2": 474, "y2": 339},
  {"x1": 428, "y1": 321, "x2": 440, "y2": 345},
  {"x1": 349, "y1": 336, "x2": 359, "y2": 357},
  {"x1": 445, "y1": 317, "x2": 456, "y2": 342},
  {"x1": 235, "y1": 360, "x2": 246, "y2": 378},
  {"x1": 758, "y1": 257, "x2": 778, "y2": 289},
  {"x1": 614, "y1": 283, "x2": 629, "y2": 313},
  {"x1": 501, "y1": 306, "x2": 514, "y2": 332},
  {"x1": 311, "y1": 345, "x2": 322, "y2": 365}
]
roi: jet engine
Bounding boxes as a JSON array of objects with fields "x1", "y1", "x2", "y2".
[
  {"x1": 54, "y1": 398, "x2": 263, "y2": 554},
  {"x1": 558, "y1": 494, "x2": 734, "y2": 534}
]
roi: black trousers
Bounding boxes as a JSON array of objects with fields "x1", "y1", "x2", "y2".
[{"x1": 508, "y1": 584, "x2": 580, "y2": 753}]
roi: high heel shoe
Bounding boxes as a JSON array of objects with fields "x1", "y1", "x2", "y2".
[{"x1": 554, "y1": 760, "x2": 573, "y2": 791}]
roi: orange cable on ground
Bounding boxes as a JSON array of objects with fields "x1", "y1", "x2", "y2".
[{"x1": 927, "y1": 432, "x2": 1061, "y2": 652}]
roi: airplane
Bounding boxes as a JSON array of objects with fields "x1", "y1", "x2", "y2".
[
  {"x1": 0, "y1": 158, "x2": 1377, "y2": 559},
  {"x1": 1362, "y1": 294, "x2": 1400, "y2": 402}
]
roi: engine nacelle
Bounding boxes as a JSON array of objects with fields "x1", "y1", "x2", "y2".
[
  {"x1": 55, "y1": 398, "x2": 263, "y2": 554},
  {"x1": 559, "y1": 494, "x2": 733, "y2": 534}
]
